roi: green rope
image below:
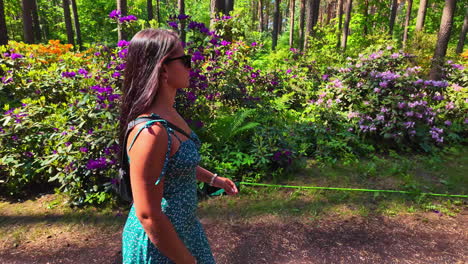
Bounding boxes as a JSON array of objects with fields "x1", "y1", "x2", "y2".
[{"x1": 238, "y1": 182, "x2": 468, "y2": 198}]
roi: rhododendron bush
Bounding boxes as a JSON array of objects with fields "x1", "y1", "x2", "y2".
[{"x1": 0, "y1": 14, "x2": 466, "y2": 205}]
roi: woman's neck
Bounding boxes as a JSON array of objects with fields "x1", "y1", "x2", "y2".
[{"x1": 146, "y1": 86, "x2": 177, "y2": 116}]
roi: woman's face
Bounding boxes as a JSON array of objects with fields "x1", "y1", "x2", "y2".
[{"x1": 164, "y1": 43, "x2": 190, "y2": 90}]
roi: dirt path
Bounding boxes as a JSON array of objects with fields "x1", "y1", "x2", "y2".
[{"x1": 1, "y1": 211, "x2": 466, "y2": 264}]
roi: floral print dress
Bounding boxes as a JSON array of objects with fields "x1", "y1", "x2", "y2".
[{"x1": 122, "y1": 120, "x2": 215, "y2": 264}]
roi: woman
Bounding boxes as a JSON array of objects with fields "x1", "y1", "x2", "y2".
[{"x1": 120, "y1": 29, "x2": 238, "y2": 264}]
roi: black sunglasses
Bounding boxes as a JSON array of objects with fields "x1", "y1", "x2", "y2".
[{"x1": 164, "y1": 55, "x2": 192, "y2": 68}]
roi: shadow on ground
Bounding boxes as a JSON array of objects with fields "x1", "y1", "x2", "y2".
[{"x1": 0, "y1": 210, "x2": 466, "y2": 264}]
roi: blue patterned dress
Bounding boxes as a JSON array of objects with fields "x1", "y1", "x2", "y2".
[{"x1": 122, "y1": 122, "x2": 216, "y2": 264}]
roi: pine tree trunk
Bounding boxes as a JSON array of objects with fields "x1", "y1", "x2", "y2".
[
  {"x1": 341, "y1": 0, "x2": 352, "y2": 51},
  {"x1": 226, "y1": 0, "x2": 234, "y2": 14},
  {"x1": 312, "y1": 0, "x2": 320, "y2": 28},
  {"x1": 272, "y1": 0, "x2": 281, "y2": 50},
  {"x1": 298, "y1": 0, "x2": 305, "y2": 49},
  {"x1": 429, "y1": 0, "x2": 456, "y2": 80},
  {"x1": 22, "y1": 0, "x2": 35, "y2": 43},
  {"x1": 117, "y1": 0, "x2": 127, "y2": 41},
  {"x1": 178, "y1": 0, "x2": 186, "y2": 43},
  {"x1": 71, "y1": 0, "x2": 82, "y2": 48},
  {"x1": 326, "y1": 0, "x2": 333, "y2": 24},
  {"x1": 265, "y1": 1, "x2": 270, "y2": 31},
  {"x1": 258, "y1": 0, "x2": 263, "y2": 31},
  {"x1": 31, "y1": 0, "x2": 40, "y2": 42},
  {"x1": 336, "y1": 0, "x2": 343, "y2": 48},
  {"x1": 415, "y1": 0, "x2": 428, "y2": 31},
  {"x1": 63, "y1": 0, "x2": 74, "y2": 45},
  {"x1": 211, "y1": 0, "x2": 225, "y2": 28},
  {"x1": 156, "y1": 0, "x2": 160, "y2": 26},
  {"x1": 389, "y1": 0, "x2": 398, "y2": 35},
  {"x1": 147, "y1": 0, "x2": 153, "y2": 21},
  {"x1": 402, "y1": 0, "x2": 412, "y2": 48},
  {"x1": 363, "y1": 0, "x2": 369, "y2": 35},
  {"x1": 456, "y1": 7, "x2": 467, "y2": 53},
  {"x1": 289, "y1": 0, "x2": 295, "y2": 47},
  {"x1": 0, "y1": 0, "x2": 8, "y2": 45}
]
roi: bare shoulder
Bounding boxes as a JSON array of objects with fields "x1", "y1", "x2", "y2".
[{"x1": 127, "y1": 122, "x2": 169, "y2": 153}]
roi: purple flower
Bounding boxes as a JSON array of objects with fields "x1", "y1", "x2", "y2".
[
  {"x1": 286, "y1": 69, "x2": 292, "y2": 74},
  {"x1": 322, "y1": 74, "x2": 329, "y2": 80},
  {"x1": 94, "y1": 52, "x2": 101, "y2": 56},
  {"x1": 61, "y1": 71, "x2": 76, "y2": 78},
  {"x1": 374, "y1": 88, "x2": 381, "y2": 93},
  {"x1": 80, "y1": 147, "x2": 88, "y2": 153},
  {"x1": 445, "y1": 102, "x2": 455, "y2": 110},
  {"x1": 209, "y1": 38, "x2": 219, "y2": 45},
  {"x1": 119, "y1": 15, "x2": 137, "y2": 23},
  {"x1": 117, "y1": 40, "x2": 130, "y2": 47},
  {"x1": 195, "y1": 120, "x2": 204, "y2": 128},
  {"x1": 65, "y1": 142, "x2": 72, "y2": 147},
  {"x1": 10, "y1": 53, "x2": 23, "y2": 60},
  {"x1": 86, "y1": 157, "x2": 108, "y2": 170},
  {"x1": 118, "y1": 48, "x2": 128, "y2": 59},
  {"x1": 251, "y1": 42, "x2": 258, "y2": 47},
  {"x1": 191, "y1": 51, "x2": 205, "y2": 61},
  {"x1": 221, "y1": 40, "x2": 231, "y2": 46},
  {"x1": 168, "y1": 21, "x2": 178, "y2": 29},
  {"x1": 112, "y1": 72, "x2": 121, "y2": 78},
  {"x1": 24, "y1": 152, "x2": 34, "y2": 157},
  {"x1": 12, "y1": 135, "x2": 18, "y2": 141},
  {"x1": 78, "y1": 68, "x2": 88, "y2": 75},
  {"x1": 186, "y1": 92, "x2": 197, "y2": 103},
  {"x1": 177, "y1": 14, "x2": 190, "y2": 20},
  {"x1": 444, "y1": 120, "x2": 452, "y2": 126},
  {"x1": 109, "y1": 10, "x2": 121, "y2": 19}
]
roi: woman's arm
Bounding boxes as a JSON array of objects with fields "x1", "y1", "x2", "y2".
[
  {"x1": 196, "y1": 166, "x2": 239, "y2": 195},
  {"x1": 128, "y1": 124, "x2": 196, "y2": 264}
]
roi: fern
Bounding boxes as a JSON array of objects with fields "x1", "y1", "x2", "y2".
[{"x1": 210, "y1": 108, "x2": 260, "y2": 143}]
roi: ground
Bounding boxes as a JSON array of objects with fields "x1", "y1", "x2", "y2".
[{"x1": 0, "y1": 196, "x2": 466, "y2": 264}]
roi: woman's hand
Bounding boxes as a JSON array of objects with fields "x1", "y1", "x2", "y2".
[{"x1": 212, "y1": 176, "x2": 239, "y2": 195}]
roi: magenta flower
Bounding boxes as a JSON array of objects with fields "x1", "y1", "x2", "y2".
[
  {"x1": 10, "y1": 53, "x2": 23, "y2": 60},
  {"x1": 109, "y1": 10, "x2": 121, "y2": 19},
  {"x1": 117, "y1": 40, "x2": 130, "y2": 47}
]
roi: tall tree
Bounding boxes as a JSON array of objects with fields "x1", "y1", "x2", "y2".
[
  {"x1": 389, "y1": 0, "x2": 398, "y2": 35},
  {"x1": 226, "y1": 0, "x2": 234, "y2": 14},
  {"x1": 456, "y1": 7, "x2": 467, "y2": 53},
  {"x1": 429, "y1": 0, "x2": 456, "y2": 80},
  {"x1": 341, "y1": 0, "x2": 352, "y2": 51},
  {"x1": 22, "y1": 0, "x2": 35, "y2": 43},
  {"x1": 415, "y1": 0, "x2": 428, "y2": 31},
  {"x1": 117, "y1": 0, "x2": 127, "y2": 40},
  {"x1": 62, "y1": 0, "x2": 74, "y2": 45},
  {"x1": 258, "y1": 0, "x2": 264, "y2": 31},
  {"x1": 156, "y1": 0, "x2": 160, "y2": 26},
  {"x1": 363, "y1": 0, "x2": 369, "y2": 35},
  {"x1": 298, "y1": 0, "x2": 306, "y2": 49},
  {"x1": 71, "y1": 0, "x2": 82, "y2": 48},
  {"x1": 0, "y1": 0, "x2": 8, "y2": 45},
  {"x1": 402, "y1": 0, "x2": 413, "y2": 48},
  {"x1": 210, "y1": 0, "x2": 225, "y2": 28},
  {"x1": 147, "y1": 0, "x2": 153, "y2": 21},
  {"x1": 178, "y1": 0, "x2": 186, "y2": 43},
  {"x1": 304, "y1": 0, "x2": 320, "y2": 49},
  {"x1": 289, "y1": 0, "x2": 296, "y2": 47},
  {"x1": 336, "y1": 0, "x2": 343, "y2": 48},
  {"x1": 31, "y1": 0, "x2": 40, "y2": 42},
  {"x1": 272, "y1": 0, "x2": 281, "y2": 50}
]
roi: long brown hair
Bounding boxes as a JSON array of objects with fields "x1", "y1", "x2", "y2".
[{"x1": 118, "y1": 29, "x2": 180, "y2": 151}]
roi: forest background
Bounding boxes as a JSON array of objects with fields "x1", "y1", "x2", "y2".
[{"x1": 0, "y1": 0, "x2": 467, "y2": 205}]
